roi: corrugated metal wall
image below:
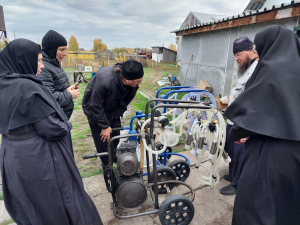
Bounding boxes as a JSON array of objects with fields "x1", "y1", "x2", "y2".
[
  {"x1": 179, "y1": 16, "x2": 299, "y2": 96},
  {"x1": 163, "y1": 49, "x2": 177, "y2": 62}
]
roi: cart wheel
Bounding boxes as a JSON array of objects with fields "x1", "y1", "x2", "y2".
[
  {"x1": 150, "y1": 166, "x2": 176, "y2": 194},
  {"x1": 156, "y1": 143, "x2": 172, "y2": 164},
  {"x1": 168, "y1": 160, "x2": 190, "y2": 182},
  {"x1": 159, "y1": 194, "x2": 194, "y2": 225}
]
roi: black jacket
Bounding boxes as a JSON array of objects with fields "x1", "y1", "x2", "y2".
[
  {"x1": 82, "y1": 64, "x2": 138, "y2": 129},
  {"x1": 39, "y1": 52, "x2": 74, "y2": 119}
]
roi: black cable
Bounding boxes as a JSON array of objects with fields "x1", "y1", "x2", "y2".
[{"x1": 103, "y1": 165, "x2": 118, "y2": 193}]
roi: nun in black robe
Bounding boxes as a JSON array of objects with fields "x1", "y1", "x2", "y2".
[
  {"x1": 224, "y1": 25, "x2": 300, "y2": 225},
  {"x1": 0, "y1": 39, "x2": 103, "y2": 225}
]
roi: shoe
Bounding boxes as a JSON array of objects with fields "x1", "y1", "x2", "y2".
[
  {"x1": 220, "y1": 185, "x2": 237, "y2": 195},
  {"x1": 223, "y1": 174, "x2": 232, "y2": 182}
]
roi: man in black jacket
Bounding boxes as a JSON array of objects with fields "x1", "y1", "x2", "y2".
[
  {"x1": 82, "y1": 59, "x2": 143, "y2": 166},
  {"x1": 39, "y1": 30, "x2": 80, "y2": 156}
]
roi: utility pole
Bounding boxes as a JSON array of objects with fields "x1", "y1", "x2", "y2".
[{"x1": 0, "y1": 5, "x2": 8, "y2": 48}]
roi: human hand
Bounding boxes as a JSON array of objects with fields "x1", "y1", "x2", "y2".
[
  {"x1": 67, "y1": 86, "x2": 80, "y2": 99},
  {"x1": 235, "y1": 137, "x2": 248, "y2": 144},
  {"x1": 100, "y1": 127, "x2": 112, "y2": 142}
]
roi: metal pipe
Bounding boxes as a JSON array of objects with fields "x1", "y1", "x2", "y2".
[
  {"x1": 113, "y1": 203, "x2": 159, "y2": 219},
  {"x1": 156, "y1": 180, "x2": 195, "y2": 202},
  {"x1": 186, "y1": 132, "x2": 194, "y2": 146},
  {"x1": 222, "y1": 150, "x2": 229, "y2": 160},
  {"x1": 151, "y1": 138, "x2": 159, "y2": 209},
  {"x1": 197, "y1": 136, "x2": 204, "y2": 150},
  {"x1": 209, "y1": 141, "x2": 218, "y2": 155},
  {"x1": 155, "y1": 86, "x2": 195, "y2": 99}
]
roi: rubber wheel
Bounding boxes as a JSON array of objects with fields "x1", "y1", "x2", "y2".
[
  {"x1": 168, "y1": 160, "x2": 190, "y2": 182},
  {"x1": 156, "y1": 143, "x2": 172, "y2": 164},
  {"x1": 159, "y1": 194, "x2": 194, "y2": 225},
  {"x1": 150, "y1": 166, "x2": 176, "y2": 194}
]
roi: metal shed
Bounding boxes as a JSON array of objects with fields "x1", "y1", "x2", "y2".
[
  {"x1": 151, "y1": 46, "x2": 177, "y2": 63},
  {"x1": 172, "y1": 1, "x2": 300, "y2": 96}
]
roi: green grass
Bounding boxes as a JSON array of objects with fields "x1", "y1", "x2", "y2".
[
  {"x1": 72, "y1": 83, "x2": 88, "y2": 110},
  {"x1": 64, "y1": 68, "x2": 77, "y2": 72},
  {"x1": 132, "y1": 92, "x2": 150, "y2": 113},
  {"x1": 71, "y1": 127, "x2": 91, "y2": 140},
  {"x1": 80, "y1": 167, "x2": 102, "y2": 178},
  {"x1": 0, "y1": 219, "x2": 15, "y2": 225},
  {"x1": 0, "y1": 191, "x2": 3, "y2": 200},
  {"x1": 77, "y1": 165, "x2": 84, "y2": 170},
  {"x1": 173, "y1": 148, "x2": 186, "y2": 153}
]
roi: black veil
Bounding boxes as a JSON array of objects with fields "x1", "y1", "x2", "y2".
[
  {"x1": 0, "y1": 39, "x2": 67, "y2": 134},
  {"x1": 224, "y1": 25, "x2": 300, "y2": 141},
  {"x1": 0, "y1": 38, "x2": 41, "y2": 76}
]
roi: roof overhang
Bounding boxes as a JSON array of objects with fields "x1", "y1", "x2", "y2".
[{"x1": 173, "y1": 1, "x2": 300, "y2": 36}]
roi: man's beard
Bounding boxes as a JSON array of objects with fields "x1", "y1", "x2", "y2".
[{"x1": 238, "y1": 57, "x2": 252, "y2": 76}]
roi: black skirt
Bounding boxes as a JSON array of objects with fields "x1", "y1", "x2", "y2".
[{"x1": 232, "y1": 135, "x2": 300, "y2": 225}]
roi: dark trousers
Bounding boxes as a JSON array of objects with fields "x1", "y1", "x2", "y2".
[
  {"x1": 225, "y1": 124, "x2": 245, "y2": 188},
  {"x1": 89, "y1": 118, "x2": 121, "y2": 165}
]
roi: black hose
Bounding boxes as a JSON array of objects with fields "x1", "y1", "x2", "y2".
[{"x1": 103, "y1": 165, "x2": 118, "y2": 193}]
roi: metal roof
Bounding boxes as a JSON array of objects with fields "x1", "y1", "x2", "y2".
[
  {"x1": 151, "y1": 46, "x2": 177, "y2": 53},
  {"x1": 178, "y1": 12, "x2": 227, "y2": 31},
  {"x1": 171, "y1": 0, "x2": 300, "y2": 34},
  {"x1": 244, "y1": 2, "x2": 265, "y2": 12}
]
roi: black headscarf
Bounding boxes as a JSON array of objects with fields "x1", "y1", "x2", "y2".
[
  {"x1": 0, "y1": 38, "x2": 41, "y2": 76},
  {"x1": 0, "y1": 39, "x2": 67, "y2": 134},
  {"x1": 224, "y1": 25, "x2": 300, "y2": 141}
]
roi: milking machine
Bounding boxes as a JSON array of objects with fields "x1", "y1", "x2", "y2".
[
  {"x1": 83, "y1": 94, "x2": 230, "y2": 224},
  {"x1": 83, "y1": 98, "x2": 220, "y2": 224}
]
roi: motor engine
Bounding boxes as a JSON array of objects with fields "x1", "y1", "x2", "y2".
[{"x1": 115, "y1": 140, "x2": 147, "y2": 209}]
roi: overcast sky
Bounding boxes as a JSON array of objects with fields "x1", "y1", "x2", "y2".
[{"x1": 1, "y1": 0, "x2": 249, "y2": 50}]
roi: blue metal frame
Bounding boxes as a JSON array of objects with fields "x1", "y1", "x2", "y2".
[
  {"x1": 159, "y1": 89, "x2": 208, "y2": 113},
  {"x1": 155, "y1": 86, "x2": 195, "y2": 100}
]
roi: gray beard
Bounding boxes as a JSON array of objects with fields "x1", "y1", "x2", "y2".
[{"x1": 238, "y1": 58, "x2": 252, "y2": 77}]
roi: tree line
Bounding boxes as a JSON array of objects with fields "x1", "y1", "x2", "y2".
[
  {"x1": 0, "y1": 36, "x2": 177, "y2": 52},
  {"x1": 68, "y1": 35, "x2": 108, "y2": 52}
]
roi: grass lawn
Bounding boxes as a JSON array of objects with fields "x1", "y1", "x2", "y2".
[{"x1": 0, "y1": 219, "x2": 15, "y2": 225}]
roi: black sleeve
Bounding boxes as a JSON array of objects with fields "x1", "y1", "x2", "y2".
[
  {"x1": 34, "y1": 113, "x2": 72, "y2": 141},
  {"x1": 228, "y1": 122, "x2": 258, "y2": 141},
  {"x1": 111, "y1": 88, "x2": 138, "y2": 118},
  {"x1": 39, "y1": 68, "x2": 73, "y2": 108},
  {"x1": 89, "y1": 79, "x2": 110, "y2": 129}
]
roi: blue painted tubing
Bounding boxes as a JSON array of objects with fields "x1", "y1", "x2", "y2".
[
  {"x1": 129, "y1": 114, "x2": 151, "y2": 130},
  {"x1": 156, "y1": 86, "x2": 195, "y2": 102},
  {"x1": 164, "y1": 89, "x2": 208, "y2": 99},
  {"x1": 162, "y1": 89, "x2": 209, "y2": 113},
  {"x1": 157, "y1": 153, "x2": 190, "y2": 165}
]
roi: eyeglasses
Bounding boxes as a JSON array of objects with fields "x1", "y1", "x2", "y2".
[{"x1": 233, "y1": 51, "x2": 245, "y2": 58}]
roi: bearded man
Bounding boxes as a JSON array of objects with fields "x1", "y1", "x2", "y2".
[{"x1": 220, "y1": 36, "x2": 258, "y2": 195}]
